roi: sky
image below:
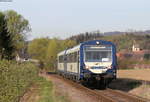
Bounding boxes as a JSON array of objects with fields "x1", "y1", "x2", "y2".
[{"x1": 0, "y1": 0, "x2": 150, "y2": 40}]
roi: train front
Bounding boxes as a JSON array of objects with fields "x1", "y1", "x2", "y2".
[{"x1": 81, "y1": 40, "x2": 117, "y2": 86}]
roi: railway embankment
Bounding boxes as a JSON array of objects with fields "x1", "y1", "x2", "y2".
[
  {"x1": 42, "y1": 73, "x2": 150, "y2": 102},
  {"x1": 41, "y1": 73, "x2": 99, "y2": 102}
]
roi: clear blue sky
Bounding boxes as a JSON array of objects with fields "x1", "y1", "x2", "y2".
[{"x1": 0, "y1": 0, "x2": 150, "y2": 40}]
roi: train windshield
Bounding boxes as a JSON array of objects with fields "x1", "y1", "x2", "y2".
[{"x1": 84, "y1": 45, "x2": 112, "y2": 62}]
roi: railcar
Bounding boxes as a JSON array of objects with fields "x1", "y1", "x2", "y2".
[{"x1": 57, "y1": 40, "x2": 117, "y2": 88}]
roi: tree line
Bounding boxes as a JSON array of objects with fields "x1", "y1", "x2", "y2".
[
  {"x1": 28, "y1": 32, "x2": 150, "y2": 70},
  {"x1": 28, "y1": 38, "x2": 76, "y2": 70},
  {"x1": 68, "y1": 30, "x2": 103, "y2": 44}
]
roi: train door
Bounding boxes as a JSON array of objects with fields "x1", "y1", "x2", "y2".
[
  {"x1": 64, "y1": 55, "x2": 67, "y2": 73},
  {"x1": 77, "y1": 51, "x2": 80, "y2": 79},
  {"x1": 63, "y1": 50, "x2": 68, "y2": 74}
]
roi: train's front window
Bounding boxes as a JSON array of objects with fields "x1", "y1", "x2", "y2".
[{"x1": 84, "y1": 45, "x2": 112, "y2": 62}]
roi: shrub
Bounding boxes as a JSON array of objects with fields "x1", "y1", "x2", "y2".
[
  {"x1": 0, "y1": 60, "x2": 39, "y2": 102},
  {"x1": 144, "y1": 54, "x2": 150, "y2": 60},
  {"x1": 117, "y1": 58, "x2": 137, "y2": 69}
]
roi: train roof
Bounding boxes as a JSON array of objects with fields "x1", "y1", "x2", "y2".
[
  {"x1": 57, "y1": 44, "x2": 80, "y2": 56},
  {"x1": 57, "y1": 40, "x2": 115, "y2": 56}
]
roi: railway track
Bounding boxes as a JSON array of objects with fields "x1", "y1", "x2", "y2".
[
  {"x1": 46, "y1": 73, "x2": 150, "y2": 102},
  {"x1": 95, "y1": 89, "x2": 149, "y2": 102}
]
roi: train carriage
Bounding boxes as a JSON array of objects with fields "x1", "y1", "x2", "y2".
[{"x1": 57, "y1": 40, "x2": 117, "y2": 88}]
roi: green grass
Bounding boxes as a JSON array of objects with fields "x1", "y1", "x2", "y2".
[
  {"x1": 36, "y1": 77, "x2": 69, "y2": 102},
  {"x1": 37, "y1": 77, "x2": 54, "y2": 102}
]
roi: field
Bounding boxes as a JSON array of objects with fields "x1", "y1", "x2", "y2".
[
  {"x1": 109, "y1": 69, "x2": 150, "y2": 100},
  {"x1": 117, "y1": 69, "x2": 150, "y2": 81}
]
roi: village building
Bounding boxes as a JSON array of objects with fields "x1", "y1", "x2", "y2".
[{"x1": 132, "y1": 44, "x2": 140, "y2": 52}]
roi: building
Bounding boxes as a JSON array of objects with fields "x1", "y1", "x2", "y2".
[{"x1": 132, "y1": 44, "x2": 140, "y2": 52}]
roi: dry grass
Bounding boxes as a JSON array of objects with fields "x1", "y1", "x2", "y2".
[{"x1": 118, "y1": 69, "x2": 150, "y2": 81}]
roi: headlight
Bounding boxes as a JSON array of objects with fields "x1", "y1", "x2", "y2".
[
  {"x1": 85, "y1": 66, "x2": 90, "y2": 69},
  {"x1": 107, "y1": 65, "x2": 112, "y2": 69}
]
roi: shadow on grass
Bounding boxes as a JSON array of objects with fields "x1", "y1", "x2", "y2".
[{"x1": 108, "y1": 78, "x2": 150, "y2": 92}]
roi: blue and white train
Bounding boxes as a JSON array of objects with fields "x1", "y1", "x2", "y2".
[{"x1": 57, "y1": 40, "x2": 117, "y2": 88}]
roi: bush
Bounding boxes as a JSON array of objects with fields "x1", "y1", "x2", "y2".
[
  {"x1": 118, "y1": 58, "x2": 150, "y2": 69},
  {"x1": 144, "y1": 54, "x2": 150, "y2": 60},
  {"x1": 0, "y1": 60, "x2": 39, "y2": 102},
  {"x1": 117, "y1": 59, "x2": 137, "y2": 69}
]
